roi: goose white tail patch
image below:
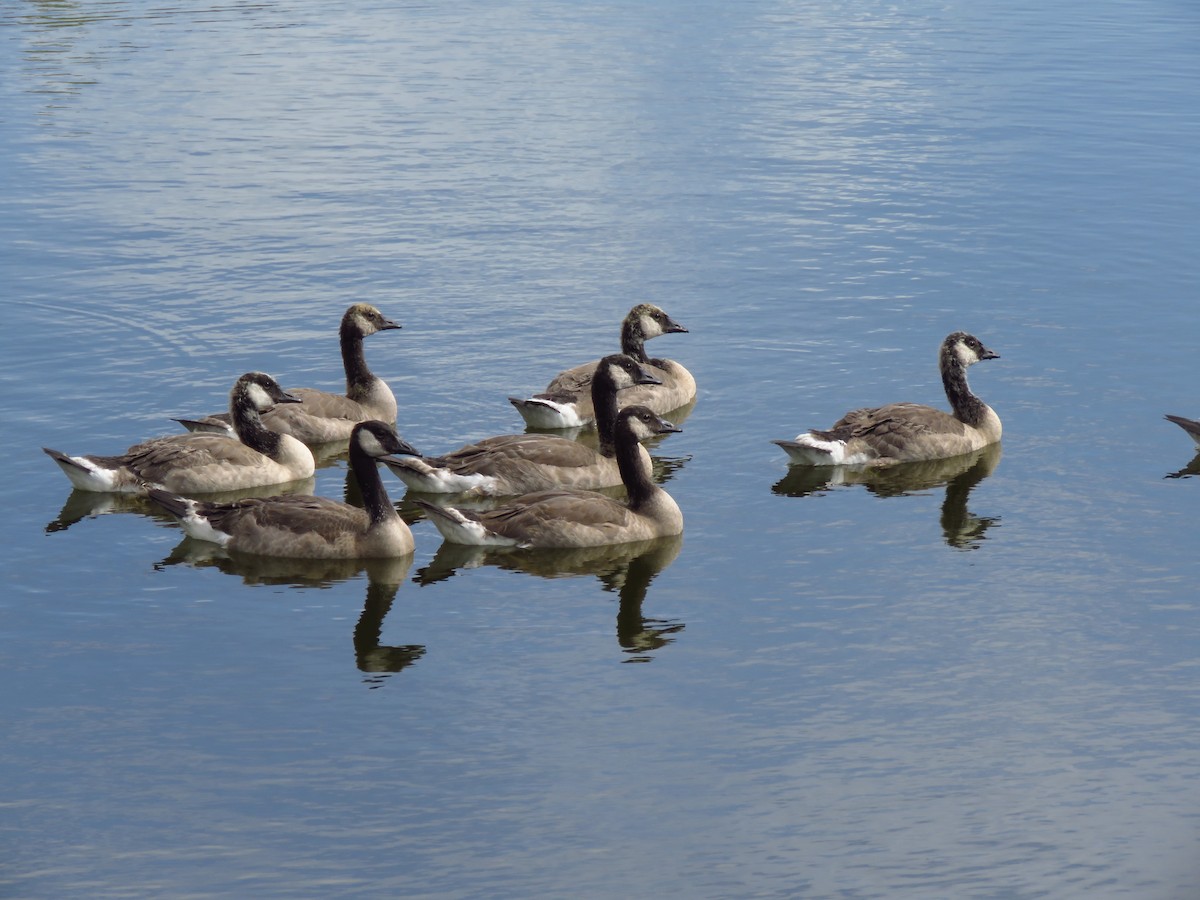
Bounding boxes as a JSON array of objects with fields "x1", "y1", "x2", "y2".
[
  {"x1": 509, "y1": 397, "x2": 587, "y2": 429},
  {"x1": 177, "y1": 505, "x2": 234, "y2": 547},
  {"x1": 46, "y1": 452, "x2": 122, "y2": 492},
  {"x1": 386, "y1": 458, "x2": 497, "y2": 494},
  {"x1": 422, "y1": 504, "x2": 519, "y2": 547},
  {"x1": 774, "y1": 435, "x2": 872, "y2": 467}
]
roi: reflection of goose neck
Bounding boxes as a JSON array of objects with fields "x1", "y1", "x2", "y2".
[
  {"x1": 354, "y1": 580, "x2": 425, "y2": 675},
  {"x1": 939, "y1": 446, "x2": 1000, "y2": 549}
]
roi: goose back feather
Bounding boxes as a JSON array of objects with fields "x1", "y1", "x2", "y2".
[{"x1": 1165, "y1": 414, "x2": 1200, "y2": 448}]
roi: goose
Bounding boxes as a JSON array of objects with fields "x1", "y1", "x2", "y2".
[
  {"x1": 773, "y1": 331, "x2": 1002, "y2": 466},
  {"x1": 1165, "y1": 414, "x2": 1200, "y2": 448},
  {"x1": 43, "y1": 372, "x2": 315, "y2": 493},
  {"x1": 385, "y1": 354, "x2": 663, "y2": 496},
  {"x1": 173, "y1": 303, "x2": 401, "y2": 443},
  {"x1": 146, "y1": 421, "x2": 419, "y2": 558},
  {"x1": 508, "y1": 303, "x2": 694, "y2": 429},
  {"x1": 417, "y1": 405, "x2": 684, "y2": 548}
]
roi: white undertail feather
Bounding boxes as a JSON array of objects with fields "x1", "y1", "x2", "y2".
[
  {"x1": 775, "y1": 435, "x2": 874, "y2": 467},
  {"x1": 507, "y1": 397, "x2": 587, "y2": 429},
  {"x1": 49, "y1": 454, "x2": 123, "y2": 492},
  {"x1": 386, "y1": 458, "x2": 497, "y2": 495},
  {"x1": 421, "y1": 503, "x2": 521, "y2": 547},
  {"x1": 175, "y1": 501, "x2": 234, "y2": 547}
]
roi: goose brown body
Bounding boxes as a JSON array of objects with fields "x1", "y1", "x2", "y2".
[
  {"x1": 387, "y1": 355, "x2": 663, "y2": 496},
  {"x1": 174, "y1": 303, "x2": 401, "y2": 444},
  {"x1": 147, "y1": 421, "x2": 419, "y2": 559},
  {"x1": 44, "y1": 372, "x2": 315, "y2": 494},
  {"x1": 774, "y1": 332, "x2": 1002, "y2": 467},
  {"x1": 509, "y1": 304, "x2": 694, "y2": 428},
  {"x1": 418, "y1": 406, "x2": 684, "y2": 548}
]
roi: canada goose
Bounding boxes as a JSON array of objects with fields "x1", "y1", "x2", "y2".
[
  {"x1": 44, "y1": 372, "x2": 316, "y2": 493},
  {"x1": 509, "y1": 303, "x2": 694, "y2": 429},
  {"x1": 173, "y1": 303, "x2": 401, "y2": 443},
  {"x1": 773, "y1": 331, "x2": 1002, "y2": 466},
  {"x1": 146, "y1": 421, "x2": 420, "y2": 558},
  {"x1": 385, "y1": 354, "x2": 663, "y2": 496},
  {"x1": 1165, "y1": 415, "x2": 1200, "y2": 448},
  {"x1": 417, "y1": 405, "x2": 684, "y2": 548}
]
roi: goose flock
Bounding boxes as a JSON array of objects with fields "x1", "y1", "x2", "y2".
[{"x1": 41, "y1": 302, "x2": 1200, "y2": 561}]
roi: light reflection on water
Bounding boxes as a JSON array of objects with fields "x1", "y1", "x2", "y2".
[{"x1": 4, "y1": 0, "x2": 1200, "y2": 897}]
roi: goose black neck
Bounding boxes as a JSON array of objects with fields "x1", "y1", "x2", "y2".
[
  {"x1": 592, "y1": 370, "x2": 621, "y2": 456},
  {"x1": 940, "y1": 350, "x2": 989, "y2": 428},
  {"x1": 230, "y1": 391, "x2": 286, "y2": 459},
  {"x1": 614, "y1": 423, "x2": 657, "y2": 508},
  {"x1": 348, "y1": 440, "x2": 398, "y2": 525},
  {"x1": 619, "y1": 320, "x2": 648, "y2": 364},
  {"x1": 340, "y1": 319, "x2": 374, "y2": 396}
]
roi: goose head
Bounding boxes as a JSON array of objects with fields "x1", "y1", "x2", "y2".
[
  {"x1": 943, "y1": 332, "x2": 999, "y2": 369},
  {"x1": 616, "y1": 405, "x2": 682, "y2": 442},
  {"x1": 234, "y1": 372, "x2": 303, "y2": 413},
  {"x1": 595, "y1": 353, "x2": 663, "y2": 394},
  {"x1": 344, "y1": 303, "x2": 402, "y2": 338},
  {"x1": 351, "y1": 420, "x2": 421, "y2": 462},
  {"x1": 621, "y1": 304, "x2": 688, "y2": 356}
]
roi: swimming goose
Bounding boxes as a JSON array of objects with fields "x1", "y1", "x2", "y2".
[
  {"x1": 1165, "y1": 414, "x2": 1200, "y2": 448},
  {"x1": 509, "y1": 303, "x2": 694, "y2": 429},
  {"x1": 173, "y1": 303, "x2": 401, "y2": 443},
  {"x1": 43, "y1": 372, "x2": 315, "y2": 493},
  {"x1": 417, "y1": 405, "x2": 684, "y2": 548},
  {"x1": 773, "y1": 331, "x2": 1002, "y2": 466},
  {"x1": 385, "y1": 354, "x2": 662, "y2": 496},
  {"x1": 146, "y1": 421, "x2": 419, "y2": 558}
]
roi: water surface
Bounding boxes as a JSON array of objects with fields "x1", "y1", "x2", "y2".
[{"x1": 3, "y1": 1, "x2": 1200, "y2": 897}]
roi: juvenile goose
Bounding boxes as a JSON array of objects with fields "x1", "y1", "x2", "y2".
[
  {"x1": 173, "y1": 303, "x2": 401, "y2": 443},
  {"x1": 1165, "y1": 414, "x2": 1200, "y2": 448},
  {"x1": 146, "y1": 421, "x2": 419, "y2": 559},
  {"x1": 509, "y1": 303, "x2": 694, "y2": 429},
  {"x1": 44, "y1": 372, "x2": 315, "y2": 493},
  {"x1": 774, "y1": 331, "x2": 1002, "y2": 466},
  {"x1": 418, "y1": 406, "x2": 684, "y2": 548},
  {"x1": 386, "y1": 354, "x2": 662, "y2": 496}
]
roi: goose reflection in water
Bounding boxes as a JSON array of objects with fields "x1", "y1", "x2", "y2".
[
  {"x1": 1164, "y1": 451, "x2": 1200, "y2": 481},
  {"x1": 155, "y1": 543, "x2": 425, "y2": 685},
  {"x1": 773, "y1": 443, "x2": 1002, "y2": 551},
  {"x1": 44, "y1": 477, "x2": 319, "y2": 535},
  {"x1": 415, "y1": 534, "x2": 684, "y2": 663}
]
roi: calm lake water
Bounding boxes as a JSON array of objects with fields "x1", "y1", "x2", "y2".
[{"x1": 3, "y1": 1, "x2": 1200, "y2": 897}]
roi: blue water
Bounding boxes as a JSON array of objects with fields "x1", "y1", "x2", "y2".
[{"x1": 3, "y1": 2, "x2": 1200, "y2": 897}]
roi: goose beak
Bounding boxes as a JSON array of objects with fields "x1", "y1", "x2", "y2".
[
  {"x1": 665, "y1": 318, "x2": 688, "y2": 335},
  {"x1": 981, "y1": 347, "x2": 1000, "y2": 361},
  {"x1": 382, "y1": 438, "x2": 421, "y2": 460},
  {"x1": 380, "y1": 317, "x2": 402, "y2": 331},
  {"x1": 634, "y1": 365, "x2": 663, "y2": 387},
  {"x1": 656, "y1": 417, "x2": 682, "y2": 435},
  {"x1": 277, "y1": 390, "x2": 304, "y2": 404}
]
